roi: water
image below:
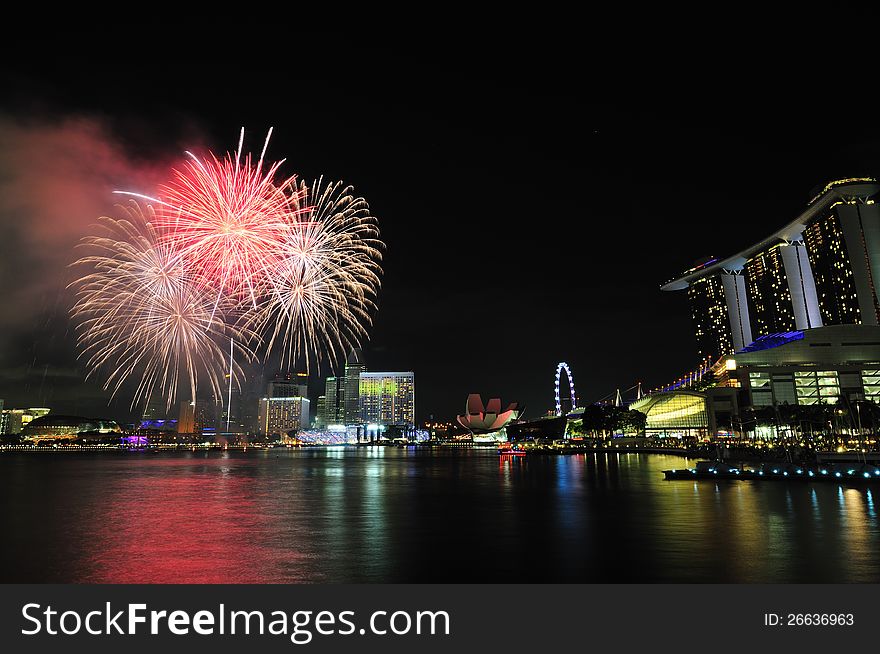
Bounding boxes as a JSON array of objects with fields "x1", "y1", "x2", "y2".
[{"x1": 1, "y1": 448, "x2": 879, "y2": 583}]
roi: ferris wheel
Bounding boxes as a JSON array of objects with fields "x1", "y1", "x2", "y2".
[{"x1": 554, "y1": 362, "x2": 576, "y2": 416}]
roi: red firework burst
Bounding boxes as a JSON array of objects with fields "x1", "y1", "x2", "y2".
[{"x1": 154, "y1": 128, "x2": 309, "y2": 305}]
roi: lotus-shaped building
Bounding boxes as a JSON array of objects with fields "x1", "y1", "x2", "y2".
[{"x1": 456, "y1": 394, "x2": 519, "y2": 440}]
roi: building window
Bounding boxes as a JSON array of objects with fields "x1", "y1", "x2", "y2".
[
  {"x1": 749, "y1": 372, "x2": 771, "y2": 388},
  {"x1": 862, "y1": 369, "x2": 880, "y2": 402},
  {"x1": 795, "y1": 370, "x2": 839, "y2": 405}
]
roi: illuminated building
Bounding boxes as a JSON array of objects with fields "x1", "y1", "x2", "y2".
[
  {"x1": 257, "y1": 396, "x2": 310, "y2": 435},
  {"x1": 640, "y1": 324, "x2": 880, "y2": 439},
  {"x1": 629, "y1": 391, "x2": 713, "y2": 439},
  {"x1": 177, "y1": 401, "x2": 195, "y2": 434},
  {"x1": 0, "y1": 409, "x2": 23, "y2": 435},
  {"x1": 802, "y1": 205, "x2": 872, "y2": 325},
  {"x1": 321, "y1": 376, "x2": 344, "y2": 425},
  {"x1": 718, "y1": 325, "x2": 880, "y2": 407},
  {"x1": 685, "y1": 273, "x2": 739, "y2": 359},
  {"x1": 664, "y1": 179, "x2": 879, "y2": 359},
  {"x1": 267, "y1": 371, "x2": 308, "y2": 399},
  {"x1": 176, "y1": 400, "x2": 214, "y2": 435},
  {"x1": 256, "y1": 372, "x2": 311, "y2": 435},
  {"x1": 1, "y1": 408, "x2": 51, "y2": 436},
  {"x1": 21, "y1": 415, "x2": 121, "y2": 443},
  {"x1": 315, "y1": 395, "x2": 327, "y2": 428},
  {"x1": 455, "y1": 394, "x2": 518, "y2": 442},
  {"x1": 359, "y1": 372, "x2": 415, "y2": 427},
  {"x1": 744, "y1": 245, "x2": 797, "y2": 336},
  {"x1": 343, "y1": 349, "x2": 365, "y2": 425},
  {"x1": 319, "y1": 351, "x2": 416, "y2": 431}
]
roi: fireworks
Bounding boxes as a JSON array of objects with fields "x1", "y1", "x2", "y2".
[
  {"x1": 69, "y1": 203, "x2": 256, "y2": 410},
  {"x1": 154, "y1": 128, "x2": 308, "y2": 305},
  {"x1": 248, "y1": 177, "x2": 384, "y2": 371},
  {"x1": 69, "y1": 131, "x2": 384, "y2": 413}
]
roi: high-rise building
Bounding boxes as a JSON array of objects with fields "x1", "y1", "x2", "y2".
[
  {"x1": 359, "y1": 372, "x2": 415, "y2": 427},
  {"x1": 322, "y1": 376, "x2": 344, "y2": 425},
  {"x1": 745, "y1": 244, "x2": 797, "y2": 337},
  {"x1": 686, "y1": 273, "x2": 736, "y2": 360},
  {"x1": 0, "y1": 409, "x2": 22, "y2": 435},
  {"x1": 142, "y1": 395, "x2": 167, "y2": 422},
  {"x1": 1, "y1": 408, "x2": 50, "y2": 435},
  {"x1": 267, "y1": 372, "x2": 308, "y2": 399},
  {"x1": 177, "y1": 401, "x2": 195, "y2": 435},
  {"x1": 801, "y1": 200, "x2": 880, "y2": 326},
  {"x1": 664, "y1": 178, "x2": 879, "y2": 360},
  {"x1": 256, "y1": 372, "x2": 311, "y2": 436},
  {"x1": 343, "y1": 349, "x2": 365, "y2": 425},
  {"x1": 258, "y1": 396, "x2": 310, "y2": 435},
  {"x1": 318, "y1": 351, "x2": 416, "y2": 430},
  {"x1": 315, "y1": 395, "x2": 327, "y2": 428},
  {"x1": 176, "y1": 400, "x2": 214, "y2": 435}
]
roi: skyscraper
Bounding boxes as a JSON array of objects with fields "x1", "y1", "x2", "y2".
[
  {"x1": 315, "y1": 395, "x2": 327, "y2": 428},
  {"x1": 322, "y1": 376, "x2": 344, "y2": 425},
  {"x1": 267, "y1": 372, "x2": 308, "y2": 399},
  {"x1": 343, "y1": 349, "x2": 365, "y2": 425},
  {"x1": 802, "y1": 201, "x2": 879, "y2": 326},
  {"x1": 258, "y1": 396, "x2": 310, "y2": 435},
  {"x1": 664, "y1": 178, "x2": 879, "y2": 360},
  {"x1": 359, "y1": 372, "x2": 415, "y2": 427},
  {"x1": 0, "y1": 409, "x2": 21, "y2": 435},
  {"x1": 745, "y1": 244, "x2": 797, "y2": 337},
  {"x1": 258, "y1": 372, "x2": 310, "y2": 435},
  {"x1": 686, "y1": 273, "x2": 736, "y2": 359}
]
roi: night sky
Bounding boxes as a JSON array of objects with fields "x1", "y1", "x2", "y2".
[{"x1": 2, "y1": 36, "x2": 880, "y2": 424}]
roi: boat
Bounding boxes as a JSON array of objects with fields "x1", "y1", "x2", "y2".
[
  {"x1": 663, "y1": 460, "x2": 880, "y2": 483},
  {"x1": 498, "y1": 442, "x2": 526, "y2": 456}
]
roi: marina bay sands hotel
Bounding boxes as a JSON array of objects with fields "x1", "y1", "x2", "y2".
[{"x1": 663, "y1": 178, "x2": 880, "y2": 360}]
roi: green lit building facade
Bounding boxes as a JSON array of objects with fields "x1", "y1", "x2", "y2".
[{"x1": 359, "y1": 372, "x2": 415, "y2": 427}]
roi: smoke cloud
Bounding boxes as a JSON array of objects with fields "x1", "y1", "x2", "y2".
[{"x1": 0, "y1": 115, "x2": 176, "y2": 410}]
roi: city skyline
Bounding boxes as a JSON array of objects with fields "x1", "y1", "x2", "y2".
[{"x1": 5, "y1": 42, "x2": 880, "y2": 424}]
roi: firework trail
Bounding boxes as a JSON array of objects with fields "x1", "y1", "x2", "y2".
[
  {"x1": 71, "y1": 131, "x2": 384, "y2": 412},
  {"x1": 245, "y1": 177, "x2": 384, "y2": 371},
  {"x1": 155, "y1": 128, "x2": 307, "y2": 306},
  {"x1": 69, "y1": 202, "x2": 255, "y2": 411}
]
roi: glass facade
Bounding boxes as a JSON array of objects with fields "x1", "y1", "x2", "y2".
[
  {"x1": 642, "y1": 393, "x2": 708, "y2": 435},
  {"x1": 793, "y1": 370, "x2": 839, "y2": 405},
  {"x1": 687, "y1": 276, "x2": 733, "y2": 359},
  {"x1": 772, "y1": 374, "x2": 797, "y2": 405},
  {"x1": 744, "y1": 369, "x2": 845, "y2": 407},
  {"x1": 344, "y1": 358, "x2": 365, "y2": 425},
  {"x1": 745, "y1": 245, "x2": 796, "y2": 337},
  {"x1": 749, "y1": 372, "x2": 773, "y2": 406},
  {"x1": 862, "y1": 369, "x2": 880, "y2": 402},
  {"x1": 315, "y1": 395, "x2": 326, "y2": 428},
  {"x1": 322, "y1": 376, "x2": 344, "y2": 425}
]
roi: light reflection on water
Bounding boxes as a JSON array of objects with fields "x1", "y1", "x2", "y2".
[{"x1": 1, "y1": 450, "x2": 879, "y2": 583}]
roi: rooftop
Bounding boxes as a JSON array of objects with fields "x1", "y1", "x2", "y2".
[{"x1": 661, "y1": 178, "x2": 880, "y2": 291}]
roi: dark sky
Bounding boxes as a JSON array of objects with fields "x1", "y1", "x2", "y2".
[{"x1": 2, "y1": 35, "x2": 880, "y2": 424}]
